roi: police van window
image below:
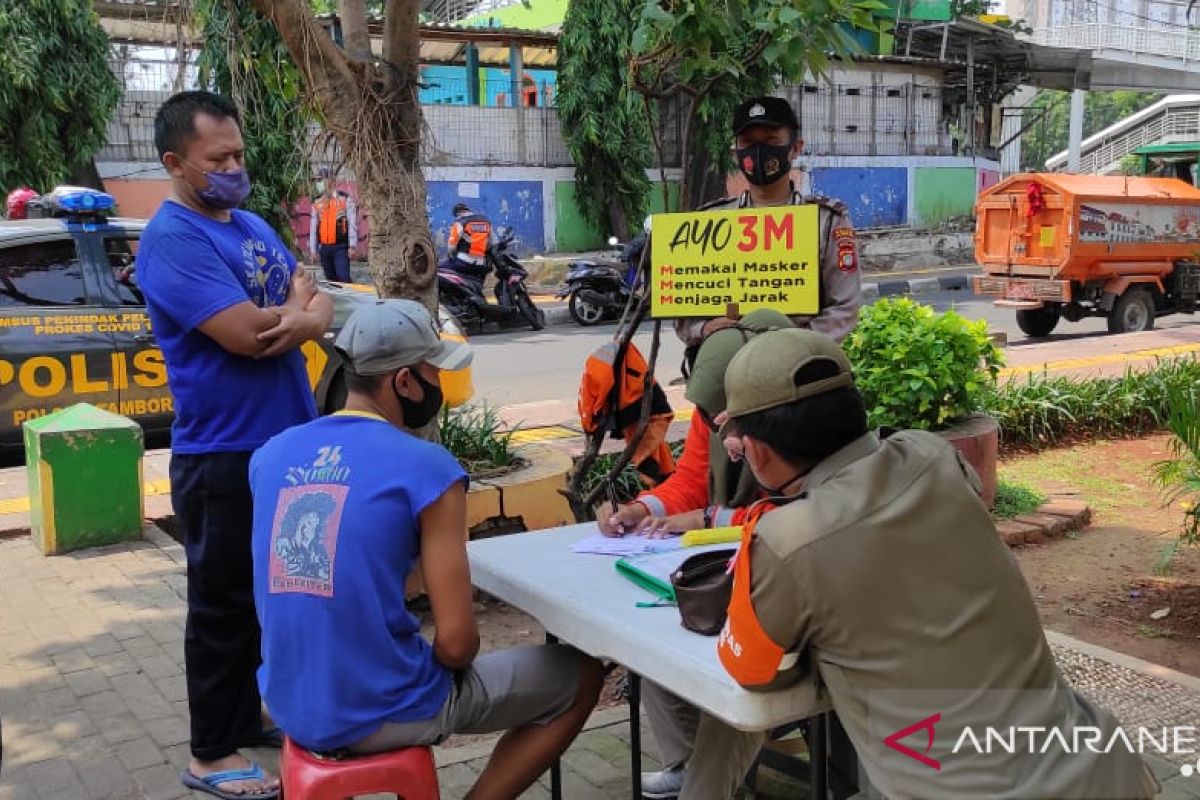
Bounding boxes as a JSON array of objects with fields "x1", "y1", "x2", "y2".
[
  {"x1": 102, "y1": 236, "x2": 143, "y2": 306},
  {"x1": 0, "y1": 240, "x2": 87, "y2": 307}
]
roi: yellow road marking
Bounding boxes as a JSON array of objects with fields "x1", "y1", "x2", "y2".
[
  {"x1": 999, "y1": 343, "x2": 1200, "y2": 378},
  {"x1": 0, "y1": 497, "x2": 29, "y2": 515},
  {"x1": 508, "y1": 426, "x2": 577, "y2": 444}
]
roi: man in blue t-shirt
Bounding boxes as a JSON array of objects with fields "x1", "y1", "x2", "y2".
[
  {"x1": 251, "y1": 300, "x2": 603, "y2": 797},
  {"x1": 138, "y1": 91, "x2": 333, "y2": 800}
]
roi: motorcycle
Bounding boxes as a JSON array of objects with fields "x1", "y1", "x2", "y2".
[
  {"x1": 437, "y1": 225, "x2": 546, "y2": 333},
  {"x1": 556, "y1": 233, "x2": 645, "y2": 326}
]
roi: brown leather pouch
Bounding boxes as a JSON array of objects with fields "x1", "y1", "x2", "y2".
[{"x1": 670, "y1": 549, "x2": 736, "y2": 635}]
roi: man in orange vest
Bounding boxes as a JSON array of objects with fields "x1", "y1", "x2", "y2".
[
  {"x1": 443, "y1": 202, "x2": 494, "y2": 283},
  {"x1": 308, "y1": 170, "x2": 358, "y2": 283}
]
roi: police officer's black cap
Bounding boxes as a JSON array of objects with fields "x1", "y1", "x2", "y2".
[{"x1": 733, "y1": 97, "x2": 800, "y2": 135}]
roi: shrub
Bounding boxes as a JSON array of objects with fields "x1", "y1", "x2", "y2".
[
  {"x1": 844, "y1": 298, "x2": 1003, "y2": 431},
  {"x1": 1152, "y1": 383, "x2": 1200, "y2": 551},
  {"x1": 992, "y1": 480, "x2": 1046, "y2": 520},
  {"x1": 439, "y1": 403, "x2": 517, "y2": 477},
  {"x1": 986, "y1": 357, "x2": 1200, "y2": 449}
]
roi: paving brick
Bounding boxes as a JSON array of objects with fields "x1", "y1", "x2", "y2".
[
  {"x1": 98, "y1": 713, "x2": 146, "y2": 746},
  {"x1": 50, "y1": 710, "x2": 98, "y2": 740},
  {"x1": 132, "y1": 763, "x2": 192, "y2": 800},
  {"x1": 136, "y1": 654, "x2": 181, "y2": 682},
  {"x1": 1038, "y1": 499, "x2": 1092, "y2": 528},
  {"x1": 37, "y1": 687, "x2": 79, "y2": 714},
  {"x1": 74, "y1": 753, "x2": 140, "y2": 799},
  {"x1": 153, "y1": 675, "x2": 187, "y2": 704},
  {"x1": 995, "y1": 519, "x2": 1040, "y2": 547},
  {"x1": 64, "y1": 669, "x2": 111, "y2": 699},
  {"x1": 127, "y1": 692, "x2": 178, "y2": 723},
  {"x1": 79, "y1": 690, "x2": 127, "y2": 719},
  {"x1": 142, "y1": 715, "x2": 190, "y2": 749},
  {"x1": 438, "y1": 762, "x2": 481, "y2": 791},
  {"x1": 122, "y1": 636, "x2": 164, "y2": 659},
  {"x1": 562, "y1": 747, "x2": 626, "y2": 787},
  {"x1": 92, "y1": 652, "x2": 140, "y2": 678},
  {"x1": 114, "y1": 735, "x2": 168, "y2": 772},
  {"x1": 82, "y1": 635, "x2": 126, "y2": 659},
  {"x1": 1014, "y1": 512, "x2": 1069, "y2": 539},
  {"x1": 50, "y1": 649, "x2": 95, "y2": 675},
  {"x1": 24, "y1": 759, "x2": 86, "y2": 793}
]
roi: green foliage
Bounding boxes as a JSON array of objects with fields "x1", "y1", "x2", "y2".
[
  {"x1": 844, "y1": 298, "x2": 1003, "y2": 431},
  {"x1": 1118, "y1": 154, "x2": 1144, "y2": 176},
  {"x1": 992, "y1": 479, "x2": 1045, "y2": 520},
  {"x1": 440, "y1": 403, "x2": 517, "y2": 477},
  {"x1": 580, "y1": 440, "x2": 686, "y2": 512},
  {"x1": 0, "y1": 0, "x2": 120, "y2": 190},
  {"x1": 630, "y1": 0, "x2": 883, "y2": 209},
  {"x1": 985, "y1": 358, "x2": 1200, "y2": 449},
  {"x1": 558, "y1": 0, "x2": 653, "y2": 234},
  {"x1": 1151, "y1": 385, "x2": 1200, "y2": 550},
  {"x1": 195, "y1": 0, "x2": 311, "y2": 244},
  {"x1": 1021, "y1": 91, "x2": 1163, "y2": 171}
]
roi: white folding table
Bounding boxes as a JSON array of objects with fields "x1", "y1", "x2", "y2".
[{"x1": 467, "y1": 523, "x2": 833, "y2": 798}]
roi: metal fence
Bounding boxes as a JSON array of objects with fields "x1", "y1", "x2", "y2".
[
  {"x1": 98, "y1": 56, "x2": 948, "y2": 165},
  {"x1": 779, "y1": 82, "x2": 948, "y2": 158}
]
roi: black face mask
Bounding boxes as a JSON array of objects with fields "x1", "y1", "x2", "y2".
[
  {"x1": 394, "y1": 369, "x2": 443, "y2": 429},
  {"x1": 735, "y1": 142, "x2": 794, "y2": 187}
]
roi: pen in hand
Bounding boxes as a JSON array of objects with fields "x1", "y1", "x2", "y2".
[{"x1": 605, "y1": 478, "x2": 626, "y2": 536}]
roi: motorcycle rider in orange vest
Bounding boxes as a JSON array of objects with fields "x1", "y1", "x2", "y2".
[
  {"x1": 443, "y1": 203, "x2": 495, "y2": 283},
  {"x1": 308, "y1": 170, "x2": 358, "y2": 283}
]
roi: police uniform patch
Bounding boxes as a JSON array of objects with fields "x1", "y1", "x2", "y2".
[{"x1": 834, "y1": 227, "x2": 858, "y2": 273}]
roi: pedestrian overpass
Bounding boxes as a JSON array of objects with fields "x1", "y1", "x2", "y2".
[{"x1": 1044, "y1": 94, "x2": 1200, "y2": 175}]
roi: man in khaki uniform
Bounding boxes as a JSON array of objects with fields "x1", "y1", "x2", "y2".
[
  {"x1": 680, "y1": 328, "x2": 1155, "y2": 799},
  {"x1": 674, "y1": 97, "x2": 862, "y2": 349}
]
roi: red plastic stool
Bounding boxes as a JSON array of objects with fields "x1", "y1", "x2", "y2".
[{"x1": 280, "y1": 735, "x2": 440, "y2": 799}]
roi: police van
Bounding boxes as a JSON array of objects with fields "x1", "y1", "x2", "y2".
[{"x1": 0, "y1": 187, "x2": 472, "y2": 456}]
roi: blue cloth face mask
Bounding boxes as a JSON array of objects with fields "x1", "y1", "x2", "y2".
[{"x1": 187, "y1": 162, "x2": 252, "y2": 210}]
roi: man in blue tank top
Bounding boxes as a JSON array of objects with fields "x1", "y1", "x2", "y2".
[{"x1": 251, "y1": 300, "x2": 603, "y2": 798}]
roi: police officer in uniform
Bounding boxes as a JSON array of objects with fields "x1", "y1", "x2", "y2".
[
  {"x1": 675, "y1": 96, "x2": 862, "y2": 349},
  {"x1": 642, "y1": 328, "x2": 1158, "y2": 800}
]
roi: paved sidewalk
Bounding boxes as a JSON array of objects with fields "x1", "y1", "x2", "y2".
[{"x1": 3, "y1": 528, "x2": 1200, "y2": 799}]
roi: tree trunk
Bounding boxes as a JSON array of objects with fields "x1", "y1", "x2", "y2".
[
  {"x1": 250, "y1": 0, "x2": 436, "y2": 310},
  {"x1": 69, "y1": 158, "x2": 106, "y2": 192},
  {"x1": 607, "y1": 194, "x2": 630, "y2": 241},
  {"x1": 339, "y1": 0, "x2": 372, "y2": 61}
]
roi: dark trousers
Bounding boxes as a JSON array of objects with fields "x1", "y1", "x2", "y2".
[
  {"x1": 171, "y1": 451, "x2": 265, "y2": 761},
  {"x1": 319, "y1": 243, "x2": 351, "y2": 282}
]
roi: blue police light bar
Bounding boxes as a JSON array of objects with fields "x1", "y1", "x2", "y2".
[{"x1": 47, "y1": 186, "x2": 116, "y2": 215}]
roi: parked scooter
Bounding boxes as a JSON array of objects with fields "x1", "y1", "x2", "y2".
[
  {"x1": 556, "y1": 233, "x2": 645, "y2": 326},
  {"x1": 438, "y1": 226, "x2": 546, "y2": 333}
]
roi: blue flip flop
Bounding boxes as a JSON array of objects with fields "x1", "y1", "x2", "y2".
[{"x1": 180, "y1": 762, "x2": 279, "y2": 800}]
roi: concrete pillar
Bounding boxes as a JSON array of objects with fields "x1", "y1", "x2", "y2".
[
  {"x1": 1067, "y1": 88, "x2": 1086, "y2": 172},
  {"x1": 509, "y1": 44, "x2": 522, "y2": 106},
  {"x1": 465, "y1": 43, "x2": 480, "y2": 106}
]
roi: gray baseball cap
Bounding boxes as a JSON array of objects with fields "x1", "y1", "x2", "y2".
[{"x1": 334, "y1": 299, "x2": 473, "y2": 375}]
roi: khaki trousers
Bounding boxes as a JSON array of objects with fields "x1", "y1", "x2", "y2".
[{"x1": 642, "y1": 681, "x2": 765, "y2": 800}]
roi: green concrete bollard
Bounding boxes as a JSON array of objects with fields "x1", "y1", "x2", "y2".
[{"x1": 23, "y1": 403, "x2": 145, "y2": 555}]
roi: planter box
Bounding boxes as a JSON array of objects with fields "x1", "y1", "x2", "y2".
[{"x1": 937, "y1": 413, "x2": 999, "y2": 508}]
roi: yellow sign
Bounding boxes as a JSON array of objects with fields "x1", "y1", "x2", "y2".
[
  {"x1": 650, "y1": 207, "x2": 821, "y2": 318},
  {"x1": 1040, "y1": 225, "x2": 1055, "y2": 247}
]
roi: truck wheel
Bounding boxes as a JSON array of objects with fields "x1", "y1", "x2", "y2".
[
  {"x1": 1107, "y1": 289, "x2": 1155, "y2": 334},
  {"x1": 1016, "y1": 307, "x2": 1059, "y2": 338}
]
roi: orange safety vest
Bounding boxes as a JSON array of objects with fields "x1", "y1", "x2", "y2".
[
  {"x1": 717, "y1": 502, "x2": 793, "y2": 687},
  {"x1": 315, "y1": 196, "x2": 350, "y2": 246},
  {"x1": 449, "y1": 214, "x2": 491, "y2": 260}
]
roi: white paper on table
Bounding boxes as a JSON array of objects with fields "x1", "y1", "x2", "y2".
[{"x1": 570, "y1": 532, "x2": 682, "y2": 556}]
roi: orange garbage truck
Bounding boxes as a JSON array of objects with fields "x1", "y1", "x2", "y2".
[{"x1": 972, "y1": 173, "x2": 1200, "y2": 336}]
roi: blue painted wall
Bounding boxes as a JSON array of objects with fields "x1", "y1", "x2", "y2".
[
  {"x1": 427, "y1": 180, "x2": 545, "y2": 256},
  {"x1": 418, "y1": 65, "x2": 558, "y2": 107},
  {"x1": 810, "y1": 167, "x2": 907, "y2": 228}
]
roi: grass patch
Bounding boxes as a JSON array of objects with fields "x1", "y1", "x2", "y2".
[
  {"x1": 985, "y1": 357, "x2": 1200, "y2": 451},
  {"x1": 999, "y1": 447, "x2": 1131, "y2": 518},
  {"x1": 992, "y1": 479, "x2": 1046, "y2": 520},
  {"x1": 440, "y1": 403, "x2": 517, "y2": 478}
]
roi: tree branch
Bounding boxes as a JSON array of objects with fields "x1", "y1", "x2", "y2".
[
  {"x1": 247, "y1": 0, "x2": 355, "y2": 97},
  {"x1": 339, "y1": 0, "x2": 372, "y2": 61}
]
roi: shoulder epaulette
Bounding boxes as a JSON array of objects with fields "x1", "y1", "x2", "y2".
[
  {"x1": 803, "y1": 194, "x2": 849, "y2": 216},
  {"x1": 697, "y1": 195, "x2": 737, "y2": 211}
]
